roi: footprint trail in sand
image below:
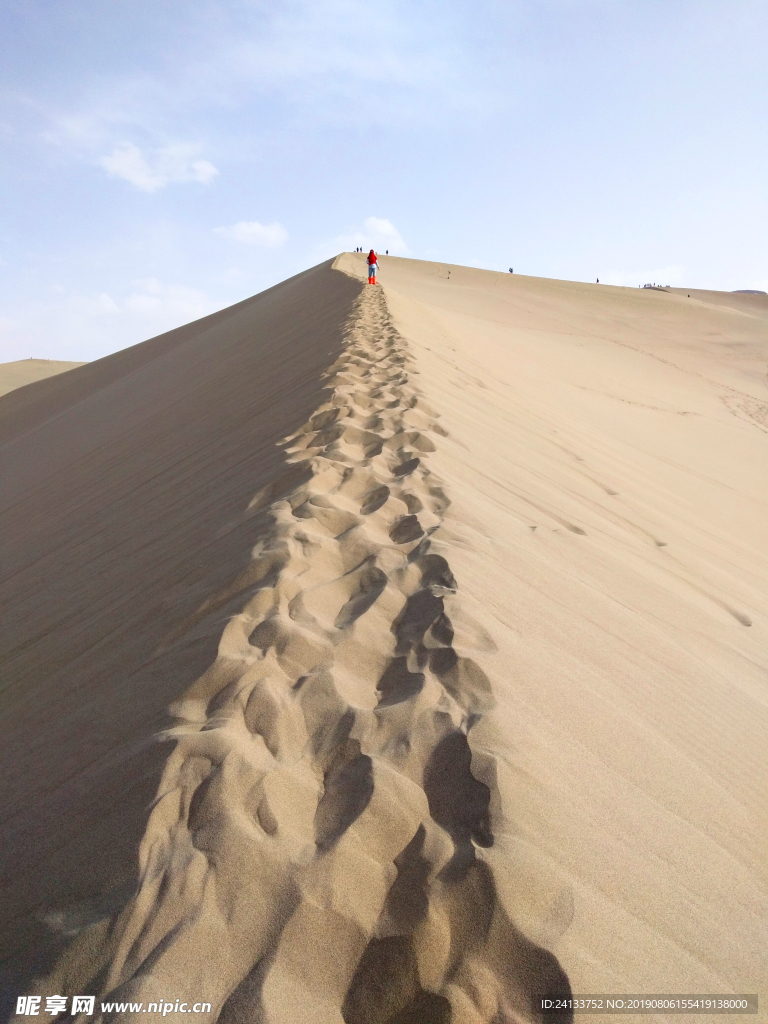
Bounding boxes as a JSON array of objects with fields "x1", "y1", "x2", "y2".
[{"x1": 71, "y1": 286, "x2": 570, "y2": 1024}]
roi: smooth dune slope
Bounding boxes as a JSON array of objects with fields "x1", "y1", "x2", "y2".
[
  {"x1": 348, "y1": 254, "x2": 767, "y2": 1010},
  {"x1": 2, "y1": 254, "x2": 766, "y2": 1024},
  {"x1": 0, "y1": 261, "x2": 359, "y2": 1006},
  {"x1": 0, "y1": 360, "x2": 87, "y2": 399}
]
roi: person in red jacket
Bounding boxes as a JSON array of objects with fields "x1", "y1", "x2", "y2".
[{"x1": 367, "y1": 249, "x2": 378, "y2": 285}]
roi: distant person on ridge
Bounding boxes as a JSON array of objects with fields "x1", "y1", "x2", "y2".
[{"x1": 367, "y1": 249, "x2": 378, "y2": 285}]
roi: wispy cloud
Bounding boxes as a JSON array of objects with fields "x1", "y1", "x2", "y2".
[
  {"x1": 0, "y1": 279, "x2": 220, "y2": 362},
  {"x1": 214, "y1": 221, "x2": 288, "y2": 246},
  {"x1": 68, "y1": 292, "x2": 122, "y2": 316},
  {"x1": 332, "y1": 216, "x2": 408, "y2": 256},
  {"x1": 122, "y1": 278, "x2": 217, "y2": 323},
  {"x1": 99, "y1": 142, "x2": 218, "y2": 192},
  {"x1": 26, "y1": 0, "x2": 494, "y2": 174}
]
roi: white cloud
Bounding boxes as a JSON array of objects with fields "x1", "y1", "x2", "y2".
[
  {"x1": 364, "y1": 217, "x2": 406, "y2": 245},
  {"x1": 68, "y1": 292, "x2": 122, "y2": 316},
  {"x1": 601, "y1": 264, "x2": 685, "y2": 288},
  {"x1": 122, "y1": 278, "x2": 216, "y2": 325},
  {"x1": 333, "y1": 216, "x2": 408, "y2": 256},
  {"x1": 29, "y1": 0, "x2": 488, "y2": 179},
  {"x1": 100, "y1": 142, "x2": 218, "y2": 192},
  {"x1": 0, "y1": 280, "x2": 221, "y2": 362},
  {"x1": 214, "y1": 221, "x2": 289, "y2": 247}
]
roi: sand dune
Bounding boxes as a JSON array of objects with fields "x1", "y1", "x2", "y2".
[
  {"x1": 1, "y1": 256, "x2": 766, "y2": 1023},
  {"x1": 358, "y1": 258, "x2": 768, "y2": 1009},
  {"x1": 0, "y1": 359, "x2": 86, "y2": 399}
]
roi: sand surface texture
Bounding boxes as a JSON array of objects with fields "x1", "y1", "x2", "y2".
[
  {"x1": 1, "y1": 255, "x2": 766, "y2": 1023},
  {"x1": 0, "y1": 359, "x2": 86, "y2": 399}
]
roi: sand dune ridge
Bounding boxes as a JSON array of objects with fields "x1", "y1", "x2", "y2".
[
  {"x1": 8, "y1": 254, "x2": 765, "y2": 1022},
  {"x1": 37, "y1": 284, "x2": 570, "y2": 1023}
]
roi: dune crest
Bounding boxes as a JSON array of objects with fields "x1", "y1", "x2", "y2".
[
  {"x1": 9, "y1": 254, "x2": 765, "y2": 1021},
  {"x1": 0, "y1": 359, "x2": 86, "y2": 399},
  {"x1": 35, "y1": 285, "x2": 569, "y2": 1022}
]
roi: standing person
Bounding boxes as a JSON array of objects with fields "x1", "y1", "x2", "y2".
[{"x1": 367, "y1": 249, "x2": 378, "y2": 285}]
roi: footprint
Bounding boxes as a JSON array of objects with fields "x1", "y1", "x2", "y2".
[
  {"x1": 312, "y1": 424, "x2": 346, "y2": 447},
  {"x1": 389, "y1": 516, "x2": 424, "y2": 545},
  {"x1": 423, "y1": 730, "x2": 493, "y2": 849},
  {"x1": 334, "y1": 565, "x2": 389, "y2": 629},
  {"x1": 309, "y1": 407, "x2": 347, "y2": 431},
  {"x1": 293, "y1": 500, "x2": 359, "y2": 536},
  {"x1": 314, "y1": 741, "x2": 374, "y2": 851},
  {"x1": 360, "y1": 484, "x2": 390, "y2": 515},
  {"x1": 429, "y1": 649, "x2": 496, "y2": 714},
  {"x1": 377, "y1": 658, "x2": 425, "y2": 706},
  {"x1": 401, "y1": 493, "x2": 423, "y2": 514},
  {"x1": 393, "y1": 589, "x2": 445, "y2": 656},
  {"x1": 417, "y1": 553, "x2": 457, "y2": 591},
  {"x1": 394, "y1": 457, "x2": 420, "y2": 477}
]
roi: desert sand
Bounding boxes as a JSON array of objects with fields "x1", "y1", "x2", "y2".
[
  {"x1": 0, "y1": 359, "x2": 86, "y2": 399},
  {"x1": 1, "y1": 256, "x2": 766, "y2": 1023}
]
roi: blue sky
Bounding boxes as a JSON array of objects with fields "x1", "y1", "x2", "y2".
[{"x1": 1, "y1": 0, "x2": 766, "y2": 360}]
